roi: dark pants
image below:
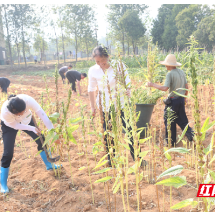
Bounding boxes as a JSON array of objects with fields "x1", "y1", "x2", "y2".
[
  {"x1": 59, "y1": 73, "x2": 66, "y2": 83},
  {"x1": 103, "y1": 111, "x2": 139, "y2": 161},
  {"x1": 1, "y1": 118, "x2": 44, "y2": 168},
  {"x1": 1, "y1": 79, "x2": 10, "y2": 93},
  {"x1": 164, "y1": 97, "x2": 193, "y2": 146},
  {"x1": 66, "y1": 73, "x2": 76, "y2": 92}
]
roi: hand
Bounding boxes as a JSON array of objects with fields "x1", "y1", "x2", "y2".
[
  {"x1": 55, "y1": 139, "x2": 61, "y2": 144},
  {"x1": 92, "y1": 108, "x2": 96, "y2": 117},
  {"x1": 146, "y1": 82, "x2": 154, "y2": 87}
]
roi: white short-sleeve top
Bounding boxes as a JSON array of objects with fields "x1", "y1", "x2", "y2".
[
  {"x1": 1, "y1": 94, "x2": 41, "y2": 125},
  {"x1": 88, "y1": 60, "x2": 131, "y2": 111}
]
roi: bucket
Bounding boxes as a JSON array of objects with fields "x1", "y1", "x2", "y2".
[{"x1": 136, "y1": 103, "x2": 155, "y2": 137}]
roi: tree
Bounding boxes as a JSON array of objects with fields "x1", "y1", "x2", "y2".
[
  {"x1": 194, "y1": 15, "x2": 215, "y2": 51},
  {"x1": 107, "y1": 4, "x2": 148, "y2": 54},
  {"x1": 161, "y1": 4, "x2": 189, "y2": 51},
  {"x1": 118, "y1": 10, "x2": 146, "y2": 54},
  {"x1": 11, "y1": 4, "x2": 37, "y2": 67},
  {"x1": 33, "y1": 34, "x2": 48, "y2": 62},
  {"x1": 2, "y1": 5, "x2": 13, "y2": 66},
  {"x1": 175, "y1": 4, "x2": 212, "y2": 49},
  {"x1": 151, "y1": 4, "x2": 174, "y2": 49},
  {"x1": 63, "y1": 4, "x2": 97, "y2": 62}
]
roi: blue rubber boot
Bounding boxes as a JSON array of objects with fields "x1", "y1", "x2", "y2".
[
  {"x1": 0, "y1": 167, "x2": 9, "y2": 193},
  {"x1": 40, "y1": 151, "x2": 62, "y2": 170}
]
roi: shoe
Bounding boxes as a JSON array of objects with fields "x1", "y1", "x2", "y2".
[
  {"x1": 40, "y1": 151, "x2": 62, "y2": 170},
  {"x1": 140, "y1": 160, "x2": 148, "y2": 167},
  {"x1": 108, "y1": 159, "x2": 112, "y2": 167},
  {"x1": 186, "y1": 133, "x2": 193, "y2": 142},
  {"x1": 0, "y1": 167, "x2": 9, "y2": 193}
]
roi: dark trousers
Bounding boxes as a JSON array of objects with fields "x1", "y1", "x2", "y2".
[
  {"x1": 103, "y1": 111, "x2": 139, "y2": 161},
  {"x1": 1, "y1": 118, "x2": 44, "y2": 168},
  {"x1": 1, "y1": 79, "x2": 10, "y2": 93},
  {"x1": 59, "y1": 73, "x2": 66, "y2": 83},
  {"x1": 65, "y1": 73, "x2": 76, "y2": 92},
  {"x1": 164, "y1": 97, "x2": 193, "y2": 146}
]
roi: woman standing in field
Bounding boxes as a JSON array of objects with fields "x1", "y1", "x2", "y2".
[
  {"x1": 0, "y1": 94, "x2": 61, "y2": 193},
  {"x1": 88, "y1": 46, "x2": 146, "y2": 167}
]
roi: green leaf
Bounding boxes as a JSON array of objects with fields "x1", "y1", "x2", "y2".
[
  {"x1": 156, "y1": 176, "x2": 187, "y2": 188},
  {"x1": 67, "y1": 125, "x2": 79, "y2": 133},
  {"x1": 209, "y1": 154, "x2": 215, "y2": 165},
  {"x1": 171, "y1": 198, "x2": 198, "y2": 210},
  {"x1": 208, "y1": 169, "x2": 215, "y2": 182},
  {"x1": 93, "y1": 168, "x2": 111, "y2": 175},
  {"x1": 113, "y1": 182, "x2": 121, "y2": 194},
  {"x1": 93, "y1": 160, "x2": 108, "y2": 170},
  {"x1": 43, "y1": 130, "x2": 55, "y2": 147},
  {"x1": 201, "y1": 117, "x2": 209, "y2": 133},
  {"x1": 201, "y1": 119, "x2": 215, "y2": 134},
  {"x1": 139, "y1": 150, "x2": 150, "y2": 158},
  {"x1": 67, "y1": 132, "x2": 77, "y2": 145},
  {"x1": 94, "y1": 141, "x2": 103, "y2": 146},
  {"x1": 119, "y1": 142, "x2": 131, "y2": 150},
  {"x1": 137, "y1": 172, "x2": 144, "y2": 183},
  {"x1": 79, "y1": 166, "x2": 86, "y2": 170},
  {"x1": 127, "y1": 164, "x2": 135, "y2": 174},
  {"x1": 49, "y1": 112, "x2": 60, "y2": 124},
  {"x1": 112, "y1": 176, "x2": 119, "y2": 190},
  {"x1": 139, "y1": 136, "x2": 152, "y2": 144},
  {"x1": 69, "y1": 117, "x2": 83, "y2": 124},
  {"x1": 157, "y1": 165, "x2": 184, "y2": 180},
  {"x1": 94, "y1": 154, "x2": 108, "y2": 169},
  {"x1": 176, "y1": 124, "x2": 189, "y2": 144},
  {"x1": 35, "y1": 150, "x2": 43, "y2": 157},
  {"x1": 165, "y1": 147, "x2": 190, "y2": 154},
  {"x1": 94, "y1": 176, "x2": 112, "y2": 183},
  {"x1": 204, "y1": 133, "x2": 215, "y2": 155},
  {"x1": 164, "y1": 147, "x2": 172, "y2": 161}
]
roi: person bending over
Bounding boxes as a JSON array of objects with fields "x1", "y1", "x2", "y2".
[
  {"x1": 58, "y1": 65, "x2": 73, "y2": 84},
  {"x1": 66, "y1": 70, "x2": 87, "y2": 95},
  {"x1": 0, "y1": 94, "x2": 61, "y2": 193},
  {"x1": 0, "y1": 77, "x2": 10, "y2": 93}
]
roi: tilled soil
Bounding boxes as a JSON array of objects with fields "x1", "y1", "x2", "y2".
[{"x1": 0, "y1": 70, "x2": 214, "y2": 212}]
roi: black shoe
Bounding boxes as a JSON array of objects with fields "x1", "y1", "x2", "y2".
[
  {"x1": 186, "y1": 133, "x2": 193, "y2": 142},
  {"x1": 108, "y1": 159, "x2": 112, "y2": 167}
]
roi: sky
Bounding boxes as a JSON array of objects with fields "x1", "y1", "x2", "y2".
[{"x1": 95, "y1": 4, "x2": 162, "y2": 39}]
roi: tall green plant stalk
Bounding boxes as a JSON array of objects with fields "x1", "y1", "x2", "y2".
[{"x1": 188, "y1": 35, "x2": 207, "y2": 212}]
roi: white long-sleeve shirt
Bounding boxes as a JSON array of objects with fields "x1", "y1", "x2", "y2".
[
  {"x1": 1, "y1": 94, "x2": 54, "y2": 134},
  {"x1": 88, "y1": 61, "x2": 131, "y2": 111}
]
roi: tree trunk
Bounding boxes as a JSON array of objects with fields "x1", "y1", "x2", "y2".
[
  {"x1": 86, "y1": 41, "x2": 89, "y2": 60},
  {"x1": 75, "y1": 29, "x2": 78, "y2": 62},
  {"x1": 42, "y1": 38, "x2": 46, "y2": 66},
  {"x1": 122, "y1": 31, "x2": 125, "y2": 55},
  {"x1": 127, "y1": 41, "x2": 129, "y2": 55},
  {"x1": 3, "y1": 6, "x2": 13, "y2": 67},
  {"x1": 60, "y1": 24, "x2": 65, "y2": 63},
  {"x1": 16, "y1": 43, "x2": 20, "y2": 66},
  {"x1": 20, "y1": 6, "x2": 27, "y2": 68},
  {"x1": 132, "y1": 41, "x2": 135, "y2": 55},
  {"x1": 53, "y1": 24, "x2": 59, "y2": 66}
]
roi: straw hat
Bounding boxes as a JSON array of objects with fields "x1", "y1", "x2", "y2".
[{"x1": 159, "y1": 54, "x2": 182, "y2": 67}]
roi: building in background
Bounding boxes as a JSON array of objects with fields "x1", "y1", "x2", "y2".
[{"x1": 0, "y1": 10, "x2": 6, "y2": 65}]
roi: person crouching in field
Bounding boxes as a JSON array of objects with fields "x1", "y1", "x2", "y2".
[
  {"x1": 58, "y1": 64, "x2": 73, "y2": 84},
  {"x1": 0, "y1": 94, "x2": 61, "y2": 193},
  {"x1": 66, "y1": 70, "x2": 87, "y2": 95},
  {"x1": 146, "y1": 54, "x2": 194, "y2": 147},
  {"x1": 0, "y1": 77, "x2": 10, "y2": 94},
  {"x1": 88, "y1": 45, "x2": 147, "y2": 167}
]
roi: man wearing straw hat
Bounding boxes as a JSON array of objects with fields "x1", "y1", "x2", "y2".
[{"x1": 146, "y1": 54, "x2": 194, "y2": 146}]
